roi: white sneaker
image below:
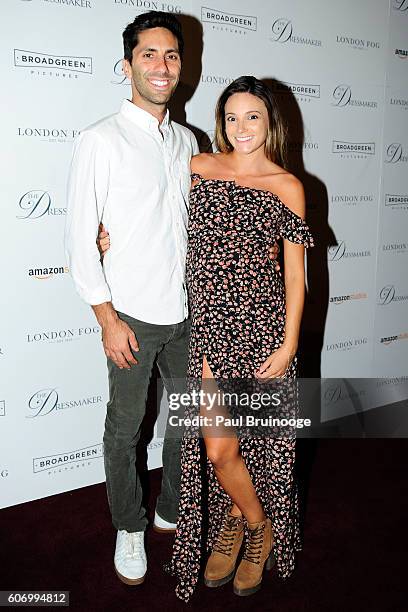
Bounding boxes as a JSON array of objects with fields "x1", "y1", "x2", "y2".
[
  {"x1": 153, "y1": 510, "x2": 177, "y2": 533},
  {"x1": 114, "y1": 530, "x2": 147, "y2": 585}
]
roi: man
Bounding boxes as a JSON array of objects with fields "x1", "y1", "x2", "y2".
[{"x1": 65, "y1": 11, "x2": 198, "y2": 586}]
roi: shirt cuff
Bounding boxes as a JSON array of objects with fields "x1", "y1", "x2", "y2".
[{"x1": 77, "y1": 285, "x2": 112, "y2": 306}]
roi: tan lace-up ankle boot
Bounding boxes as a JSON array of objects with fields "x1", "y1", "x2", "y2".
[
  {"x1": 204, "y1": 509, "x2": 244, "y2": 587},
  {"x1": 233, "y1": 517, "x2": 274, "y2": 596}
]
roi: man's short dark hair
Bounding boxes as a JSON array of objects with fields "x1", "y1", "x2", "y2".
[{"x1": 123, "y1": 11, "x2": 184, "y2": 62}]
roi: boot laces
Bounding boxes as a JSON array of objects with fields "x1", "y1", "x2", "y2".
[
  {"x1": 243, "y1": 523, "x2": 265, "y2": 565},
  {"x1": 213, "y1": 515, "x2": 241, "y2": 556}
]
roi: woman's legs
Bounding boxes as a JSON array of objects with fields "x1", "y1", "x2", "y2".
[{"x1": 200, "y1": 356, "x2": 265, "y2": 524}]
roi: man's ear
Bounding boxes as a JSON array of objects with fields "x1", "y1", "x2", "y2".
[{"x1": 123, "y1": 59, "x2": 132, "y2": 80}]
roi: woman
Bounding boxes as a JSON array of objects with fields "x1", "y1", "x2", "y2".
[
  {"x1": 99, "y1": 76, "x2": 314, "y2": 601},
  {"x1": 165, "y1": 75, "x2": 313, "y2": 601}
]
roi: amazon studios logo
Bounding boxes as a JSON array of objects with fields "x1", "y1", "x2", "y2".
[
  {"x1": 332, "y1": 140, "x2": 375, "y2": 159},
  {"x1": 332, "y1": 85, "x2": 377, "y2": 109},
  {"x1": 17, "y1": 127, "x2": 79, "y2": 143},
  {"x1": 385, "y1": 194, "x2": 408, "y2": 210},
  {"x1": 330, "y1": 292, "x2": 367, "y2": 305},
  {"x1": 380, "y1": 332, "x2": 408, "y2": 345},
  {"x1": 201, "y1": 7, "x2": 257, "y2": 35},
  {"x1": 0, "y1": 400, "x2": 5, "y2": 417},
  {"x1": 328, "y1": 241, "x2": 371, "y2": 261},
  {"x1": 378, "y1": 285, "x2": 408, "y2": 305},
  {"x1": 27, "y1": 389, "x2": 103, "y2": 418},
  {"x1": 385, "y1": 143, "x2": 408, "y2": 163},
  {"x1": 14, "y1": 50, "x2": 92, "y2": 79},
  {"x1": 27, "y1": 326, "x2": 100, "y2": 344},
  {"x1": 270, "y1": 18, "x2": 322, "y2": 47},
  {"x1": 395, "y1": 48, "x2": 408, "y2": 59},
  {"x1": 17, "y1": 191, "x2": 66, "y2": 219},
  {"x1": 28, "y1": 266, "x2": 69, "y2": 280},
  {"x1": 33, "y1": 444, "x2": 103, "y2": 475}
]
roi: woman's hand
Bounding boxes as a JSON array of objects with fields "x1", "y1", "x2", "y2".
[
  {"x1": 254, "y1": 344, "x2": 296, "y2": 381},
  {"x1": 97, "y1": 223, "x2": 110, "y2": 257}
]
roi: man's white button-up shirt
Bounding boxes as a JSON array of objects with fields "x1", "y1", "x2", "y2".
[{"x1": 65, "y1": 99, "x2": 199, "y2": 324}]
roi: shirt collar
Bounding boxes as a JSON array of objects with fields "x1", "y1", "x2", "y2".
[{"x1": 120, "y1": 99, "x2": 170, "y2": 133}]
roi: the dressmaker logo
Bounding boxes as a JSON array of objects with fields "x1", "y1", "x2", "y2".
[
  {"x1": 17, "y1": 127, "x2": 79, "y2": 143},
  {"x1": 325, "y1": 337, "x2": 368, "y2": 352},
  {"x1": 335, "y1": 34, "x2": 380, "y2": 51},
  {"x1": 380, "y1": 332, "x2": 408, "y2": 345},
  {"x1": 331, "y1": 193, "x2": 374, "y2": 206},
  {"x1": 27, "y1": 389, "x2": 103, "y2": 418},
  {"x1": 111, "y1": 59, "x2": 127, "y2": 85},
  {"x1": 28, "y1": 266, "x2": 69, "y2": 280},
  {"x1": 395, "y1": 48, "x2": 408, "y2": 59},
  {"x1": 385, "y1": 143, "x2": 408, "y2": 163},
  {"x1": 332, "y1": 85, "x2": 377, "y2": 109},
  {"x1": 270, "y1": 18, "x2": 322, "y2": 47},
  {"x1": 385, "y1": 194, "x2": 408, "y2": 210},
  {"x1": 329, "y1": 292, "x2": 367, "y2": 305},
  {"x1": 332, "y1": 141, "x2": 375, "y2": 159},
  {"x1": 378, "y1": 285, "x2": 408, "y2": 305},
  {"x1": 17, "y1": 191, "x2": 66, "y2": 219},
  {"x1": 201, "y1": 74, "x2": 236, "y2": 87},
  {"x1": 201, "y1": 7, "x2": 257, "y2": 35},
  {"x1": 323, "y1": 384, "x2": 366, "y2": 404},
  {"x1": 14, "y1": 50, "x2": 93, "y2": 79},
  {"x1": 27, "y1": 326, "x2": 100, "y2": 345},
  {"x1": 382, "y1": 242, "x2": 408, "y2": 254},
  {"x1": 393, "y1": 0, "x2": 408, "y2": 10},
  {"x1": 33, "y1": 444, "x2": 103, "y2": 475},
  {"x1": 328, "y1": 241, "x2": 371, "y2": 261},
  {"x1": 20, "y1": 0, "x2": 92, "y2": 7},
  {"x1": 0, "y1": 401, "x2": 5, "y2": 417},
  {"x1": 272, "y1": 81, "x2": 320, "y2": 104},
  {"x1": 390, "y1": 97, "x2": 408, "y2": 110},
  {"x1": 113, "y1": 1, "x2": 182, "y2": 13}
]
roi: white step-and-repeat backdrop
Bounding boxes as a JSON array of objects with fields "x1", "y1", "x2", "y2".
[{"x1": 1, "y1": 0, "x2": 407, "y2": 508}]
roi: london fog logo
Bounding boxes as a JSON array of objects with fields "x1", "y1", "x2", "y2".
[
  {"x1": 332, "y1": 140, "x2": 375, "y2": 159},
  {"x1": 201, "y1": 7, "x2": 257, "y2": 35},
  {"x1": 328, "y1": 241, "x2": 371, "y2": 261},
  {"x1": 385, "y1": 143, "x2": 408, "y2": 163},
  {"x1": 27, "y1": 389, "x2": 103, "y2": 418},
  {"x1": 14, "y1": 50, "x2": 92, "y2": 79},
  {"x1": 325, "y1": 337, "x2": 368, "y2": 352},
  {"x1": 380, "y1": 332, "x2": 408, "y2": 345},
  {"x1": 21, "y1": 0, "x2": 92, "y2": 7},
  {"x1": 201, "y1": 74, "x2": 236, "y2": 87},
  {"x1": 331, "y1": 193, "x2": 374, "y2": 206},
  {"x1": 393, "y1": 0, "x2": 408, "y2": 10},
  {"x1": 33, "y1": 444, "x2": 103, "y2": 475},
  {"x1": 17, "y1": 127, "x2": 79, "y2": 143},
  {"x1": 335, "y1": 34, "x2": 380, "y2": 51},
  {"x1": 27, "y1": 326, "x2": 100, "y2": 345},
  {"x1": 378, "y1": 285, "x2": 408, "y2": 305},
  {"x1": 17, "y1": 191, "x2": 66, "y2": 219},
  {"x1": 332, "y1": 85, "x2": 377, "y2": 109},
  {"x1": 113, "y1": 1, "x2": 182, "y2": 13},
  {"x1": 329, "y1": 292, "x2": 367, "y2": 305},
  {"x1": 385, "y1": 194, "x2": 408, "y2": 210},
  {"x1": 0, "y1": 400, "x2": 5, "y2": 417},
  {"x1": 382, "y1": 242, "x2": 408, "y2": 254},
  {"x1": 271, "y1": 81, "x2": 320, "y2": 104},
  {"x1": 28, "y1": 266, "x2": 69, "y2": 280},
  {"x1": 270, "y1": 18, "x2": 322, "y2": 47}
]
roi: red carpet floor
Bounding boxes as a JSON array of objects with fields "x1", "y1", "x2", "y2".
[{"x1": 1, "y1": 440, "x2": 407, "y2": 611}]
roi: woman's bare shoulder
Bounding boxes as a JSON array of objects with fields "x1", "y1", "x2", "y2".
[
  {"x1": 266, "y1": 170, "x2": 305, "y2": 217},
  {"x1": 191, "y1": 152, "x2": 223, "y2": 175}
]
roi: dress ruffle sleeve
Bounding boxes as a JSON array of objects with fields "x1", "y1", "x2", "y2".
[{"x1": 279, "y1": 205, "x2": 314, "y2": 248}]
